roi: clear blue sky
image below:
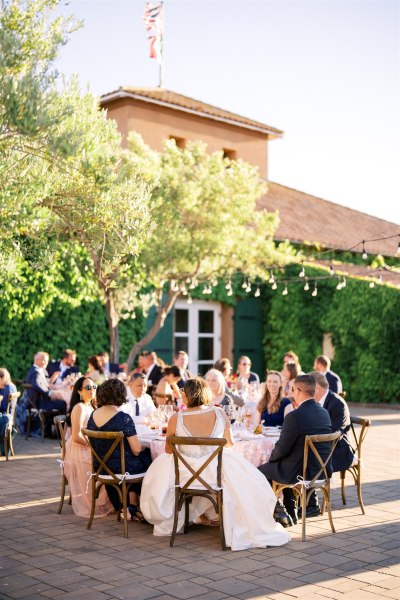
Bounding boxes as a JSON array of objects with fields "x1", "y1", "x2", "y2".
[{"x1": 56, "y1": 0, "x2": 400, "y2": 225}]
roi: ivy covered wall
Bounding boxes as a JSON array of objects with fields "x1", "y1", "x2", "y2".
[{"x1": 261, "y1": 266, "x2": 400, "y2": 403}]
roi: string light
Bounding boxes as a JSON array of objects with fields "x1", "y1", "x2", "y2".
[
  {"x1": 304, "y1": 278, "x2": 310, "y2": 291},
  {"x1": 225, "y1": 279, "x2": 232, "y2": 290},
  {"x1": 268, "y1": 272, "x2": 275, "y2": 284},
  {"x1": 362, "y1": 241, "x2": 368, "y2": 260},
  {"x1": 170, "y1": 279, "x2": 179, "y2": 292},
  {"x1": 369, "y1": 281, "x2": 375, "y2": 288},
  {"x1": 227, "y1": 288, "x2": 233, "y2": 297},
  {"x1": 378, "y1": 272, "x2": 383, "y2": 284},
  {"x1": 242, "y1": 278, "x2": 248, "y2": 289},
  {"x1": 282, "y1": 283, "x2": 288, "y2": 296},
  {"x1": 342, "y1": 276, "x2": 347, "y2": 288},
  {"x1": 254, "y1": 285, "x2": 260, "y2": 297},
  {"x1": 329, "y1": 264, "x2": 335, "y2": 276},
  {"x1": 189, "y1": 279, "x2": 196, "y2": 290},
  {"x1": 272, "y1": 281, "x2": 277, "y2": 290},
  {"x1": 211, "y1": 278, "x2": 218, "y2": 287},
  {"x1": 336, "y1": 279, "x2": 342, "y2": 290},
  {"x1": 299, "y1": 263, "x2": 305, "y2": 278},
  {"x1": 187, "y1": 294, "x2": 193, "y2": 304},
  {"x1": 245, "y1": 280, "x2": 252, "y2": 293},
  {"x1": 312, "y1": 283, "x2": 318, "y2": 297}
]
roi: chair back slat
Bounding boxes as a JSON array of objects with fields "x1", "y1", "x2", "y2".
[
  {"x1": 53, "y1": 415, "x2": 68, "y2": 458},
  {"x1": 167, "y1": 436, "x2": 226, "y2": 493},
  {"x1": 302, "y1": 431, "x2": 341, "y2": 484},
  {"x1": 350, "y1": 416, "x2": 371, "y2": 458},
  {"x1": 81, "y1": 429, "x2": 125, "y2": 481}
]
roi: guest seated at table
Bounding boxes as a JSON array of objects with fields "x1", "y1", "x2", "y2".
[
  {"x1": 64, "y1": 377, "x2": 113, "y2": 518},
  {"x1": 140, "y1": 377, "x2": 291, "y2": 550},
  {"x1": 153, "y1": 365, "x2": 182, "y2": 408},
  {"x1": 119, "y1": 373, "x2": 156, "y2": 421},
  {"x1": 25, "y1": 352, "x2": 67, "y2": 436},
  {"x1": 87, "y1": 379, "x2": 152, "y2": 521},
  {"x1": 205, "y1": 368, "x2": 231, "y2": 407},
  {"x1": 213, "y1": 358, "x2": 244, "y2": 407},
  {"x1": 236, "y1": 355, "x2": 260, "y2": 391},
  {"x1": 98, "y1": 351, "x2": 124, "y2": 378},
  {"x1": 47, "y1": 349, "x2": 79, "y2": 383},
  {"x1": 283, "y1": 361, "x2": 300, "y2": 399},
  {"x1": 86, "y1": 355, "x2": 106, "y2": 385},
  {"x1": 256, "y1": 371, "x2": 291, "y2": 428},
  {"x1": 0, "y1": 368, "x2": 17, "y2": 455}
]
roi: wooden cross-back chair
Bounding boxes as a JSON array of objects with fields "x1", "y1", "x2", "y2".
[
  {"x1": 273, "y1": 431, "x2": 341, "y2": 542},
  {"x1": 53, "y1": 415, "x2": 71, "y2": 513},
  {"x1": 3, "y1": 391, "x2": 20, "y2": 460},
  {"x1": 22, "y1": 384, "x2": 62, "y2": 442},
  {"x1": 81, "y1": 428, "x2": 146, "y2": 538},
  {"x1": 167, "y1": 435, "x2": 228, "y2": 550},
  {"x1": 340, "y1": 415, "x2": 371, "y2": 514}
]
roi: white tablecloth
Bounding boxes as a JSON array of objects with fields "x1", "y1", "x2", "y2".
[{"x1": 139, "y1": 427, "x2": 279, "y2": 467}]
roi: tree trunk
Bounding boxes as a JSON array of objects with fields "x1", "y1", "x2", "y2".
[
  {"x1": 105, "y1": 288, "x2": 120, "y2": 363},
  {"x1": 126, "y1": 289, "x2": 180, "y2": 370}
]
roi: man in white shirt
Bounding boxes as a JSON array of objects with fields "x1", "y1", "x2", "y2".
[{"x1": 120, "y1": 373, "x2": 156, "y2": 422}]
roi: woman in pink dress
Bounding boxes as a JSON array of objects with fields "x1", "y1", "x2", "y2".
[{"x1": 64, "y1": 377, "x2": 113, "y2": 518}]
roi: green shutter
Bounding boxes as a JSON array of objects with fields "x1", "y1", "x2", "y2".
[
  {"x1": 234, "y1": 298, "x2": 265, "y2": 380},
  {"x1": 145, "y1": 307, "x2": 173, "y2": 365}
]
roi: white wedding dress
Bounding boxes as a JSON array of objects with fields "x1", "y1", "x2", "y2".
[{"x1": 140, "y1": 407, "x2": 291, "y2": 551}]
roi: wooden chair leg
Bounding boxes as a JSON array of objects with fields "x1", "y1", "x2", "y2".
[
  {"x1": 58, "y1": 475, "x2": 66, "y2": 514},
  {"x1": 301, "y1": 489, "x2": 307, "y2": 542},
  {"x1": 340, "y1": 470, "x2": 346, "y2": 505},
  {"x1": 68, "y1": 493, "x2": 72, "y2": 505},
  {"x1": 40, "y1": 411, "x2": 45, "y2": 443},
  {"x1": 25, "y1": 410, "x2": 31, "y2": 440},
  {"x1": 170, "y1": 489, "x2": 181, "y2": 547},
  {"x1": 184, "y1": 497, "x2": 191, "y2": 534},
  {"x1": 217, "y1": 492, "x2": 227, "y2": 551},
  {"x1": 355, "y1": 466, "x2": 366, "y2": 515},
  {"x1": 323, "y1": 487, "x2": 336, "y2": 533},
  {"x1": 122, "y1": 484, "x2": 128, "y2": 539},
  {"x1": 87, "y1": 483, "x2": 97, "y2": 531},
  {"x1": 9, "y1": 431, "x2": 14, "y2": 457},
  {"x1": 4, "y1": 432, "x2": 9, "y2": 461}
]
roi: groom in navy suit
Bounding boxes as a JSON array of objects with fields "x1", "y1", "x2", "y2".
[{"x1": 258, "y1": 374, "x2": 332, "y2": 525}]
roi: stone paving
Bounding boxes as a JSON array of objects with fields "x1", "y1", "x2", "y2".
[{"x1": 0, "y1": 405, "x2": 399, "y2": 600}]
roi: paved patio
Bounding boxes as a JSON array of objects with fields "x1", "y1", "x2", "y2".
[{"x1": 1, "y1": 405, "x2": 399, "y2": 600}]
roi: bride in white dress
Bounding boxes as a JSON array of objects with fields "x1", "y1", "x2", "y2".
[{"x1": 140, "y1": 377, "x2": 290, "y2": 551}]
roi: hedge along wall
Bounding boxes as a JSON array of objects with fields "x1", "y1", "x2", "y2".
[
  {"x1": 262, "y1": 265, "x2": 400, "y2": 403},
  {"x1": 0, "y1": 246, "x2": 145, "y2": 381}
]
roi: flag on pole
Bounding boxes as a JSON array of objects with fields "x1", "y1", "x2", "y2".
[{"x1": 143, "y1": 2, "x2": 163, "y2": 64}]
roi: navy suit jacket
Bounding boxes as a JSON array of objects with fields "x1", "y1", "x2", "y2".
[
  {"x1": 25, "y1": 365, "x2": 52, "y2": 406},
  {"x1": 259, "y1": 399, "x2": 332, "y2": 484},
  {"x1": 326, "y1": 370, "x2": 342, "y2": 394},
  {"x1": 323, "y1": 390, "x2": 354, "y2": 471},
  {"x1": 47, "y1": 360, "x2": 79, "y2": 380}
]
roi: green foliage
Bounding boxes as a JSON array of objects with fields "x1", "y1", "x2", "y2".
[{"x1": 262, "y1": 265, "x2": 400, "y2": 403}]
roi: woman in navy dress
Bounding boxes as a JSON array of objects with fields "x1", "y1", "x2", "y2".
[
  {"x1": 256, "y1": 370, "x2": 291, "y2": 427},
  {"x1": 87, "y1": 378, "x2": 151, "y2": 521}
]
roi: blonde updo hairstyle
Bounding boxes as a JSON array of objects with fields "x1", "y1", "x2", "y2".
[{"x1": 184, "y1": 377, "x2": 212, "y2": 408}]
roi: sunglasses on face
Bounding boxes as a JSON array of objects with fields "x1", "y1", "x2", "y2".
[{"x1": 83, "y1": 385, "x2": 97, "y2": 391}]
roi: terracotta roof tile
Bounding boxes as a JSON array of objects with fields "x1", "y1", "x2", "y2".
[
  {"x1": 258, "y1": 182, "x2": 400, "y2": 258},
  {"x1": 100, "y1": 87, "x2": 283, "y2": 137}
]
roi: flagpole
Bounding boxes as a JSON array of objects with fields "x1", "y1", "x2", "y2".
[{"x1": 158, "y1": 0, "x2": 164, "y2": 88}]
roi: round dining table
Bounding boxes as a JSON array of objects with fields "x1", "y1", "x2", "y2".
[{"x1": 138, "y1": 426, "x2": 280, "y2": 468}]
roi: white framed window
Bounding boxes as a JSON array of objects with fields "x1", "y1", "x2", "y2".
[{"x1": 174, "y1": 300, "x2": 221, "y2": 376}]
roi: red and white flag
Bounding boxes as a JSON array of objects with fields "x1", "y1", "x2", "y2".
[{"x1": 143, "y1": 2, "x2": 163, "y2": 64}]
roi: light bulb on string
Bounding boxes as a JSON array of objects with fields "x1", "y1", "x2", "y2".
[
  {"x1": 282, "y1": 283, "x2": 288, "y2": 296},
  {"x1": 202, "y1": 284, "x2": 208, "y2": 294},
  {"x1": 212, "y1": 278, "x2": 218, "y2": 287},
  {"x1": 227, "y1": 288, "x2": 233, "y2": 297},
  {"x1": 185, "y1": 277, "x2": 191, "y2": 284},
  {"x1": 254, "y1": 285, "x2": 260, "y2": 298},
  {"x1": 187, "y1": 294, "x2": 193, "y2": 305},
  {"x1": 299, "y1": 264, "x2": 305, "y2": 278},
  {"x1": 189, "y1": 279, "x2": 196, "y2": 290},
  {"x1": 369, "y1": 281, "x2": 375, "y2": 288},
  {"x1": 336, "y1": 279, "x2": 342, "y2": 290},
  {"x1": 242, "y1": 278, "x2": 248, "y2": 289},
  {"x1": 272, "y1": 281, "x2": 277, "y2": 290},
  {"x1": 312, "y1": 283, "x2": 318, "y2": 297},
  {"x1": 268, "y1": 271, "x2": 275, "y2": 284},
  {"x1": 225, "y1": 279, "x2": 232, "y2": 290},
  {"x1": 342, "y1": 277, "x2": 347, "y2": 288},
  {"x1": 180, "y1": 284, "x2": 188, "y2": 296},
  {"x1": 329, "y1": 264, "x2": 335, "y2": 276},
  {"x1": 362, "y1": 241, "x2": 368, "y2": 260},
  {"x1": 304, "y1": 278, "x2": 310, "y2": 291},
  {"x1": 245, "y1": 282, "x2": 252, "y2": 293},
  {"x1": 378, "y1": 272, "x2": 383, "y2": 284}
]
